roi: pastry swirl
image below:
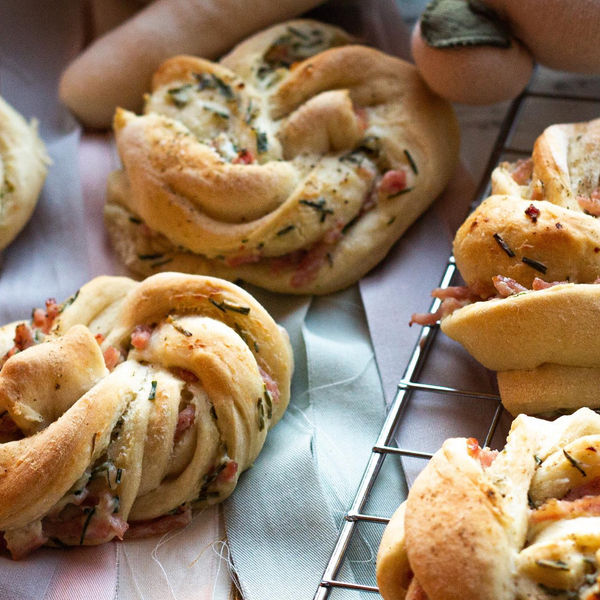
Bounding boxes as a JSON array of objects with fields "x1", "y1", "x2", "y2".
[
  {"x1": 0, "y1": 95, "x2": 50, "y2": 251},
  {"x1": 377, "y1": 408, "x2": 600, "y2": 600},
  {"x1": 0, "y1": 272, "x2": 292, "y2": 558},
  {"x1": 412, "y1": 118, "x2": 600, "y2": 414},
  {"x1": 105, "y1": 19, "x2": 459, "y2": 294}
]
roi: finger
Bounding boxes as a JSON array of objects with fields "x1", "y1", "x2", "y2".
[{"x1": 60, "y1": 0, "x2": 325, "y2": 128}]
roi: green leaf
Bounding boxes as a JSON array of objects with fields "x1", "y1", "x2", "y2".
[{"x1": 421, "y1": 0, "x2": 512, "y2": 49}]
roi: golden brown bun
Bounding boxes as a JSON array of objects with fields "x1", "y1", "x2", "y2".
[
  {"x1": 378, "y1": 408, "x2": 600, "y2": 600},
  {"x1": 455, "y1": 118, "x2": 600, "y2": 296},
  {"x1": 444, "y1": 117, "x2": 600, "y2": 415},
  {"x1": 106, "y1": 20, "x2": 459, "y2": 295},
  {"x1": 0, "y1": 95, "x2": 50, "y2": 251},
  {"x1": 405, "y1": 439, "x2": 521, "y2": 600},
  {"x1": 444, "y1": 279, "x2": 600, "y2": 416},
  {"x1": 0, "y1": 326, "x2": 108, "y2": 436},
  {"x1": 411, "y1": 20, "x2": 533, "y2": 105},
  {"x1": 493, "y1": 117, "x2": 600, "y2": 210},
  {"x1": 441, "y1": 283, "x2": 600, "y2": 372},
  {"x1": 454, "y1": 195, "x2": 600, "y2": 297},
  {"x1": 376, "y1": 502, "x2": 412, "y2": 600},
  {"x1": 0, "y1": 272, "x2": 292, "y2": 557},
  {"x1": 59, "y1": 0, "x2": 325, "y2": 128},
  {"x1": 497, "y1": 365, "x2": 600, "y2": 416}
]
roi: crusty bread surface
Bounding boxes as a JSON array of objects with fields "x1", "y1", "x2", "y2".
[
  {"x1": 440, "y1": 117, "x2": 600, "y2": 414},
  {"x1": 106, "y1": 19, "x2": 459, "y2": 295},
  {"x1": 377, "y1": 409, "x2": 600, "y2": 600},
  {"x1": 0, "y1": 95, "x2": 50, "y2": 252},
  {"x1": 0, "y1": 272, "x2": 292, "y2": 557}
]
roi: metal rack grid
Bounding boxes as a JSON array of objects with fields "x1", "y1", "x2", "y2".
[{"x1": 313, "y1": 82, "x2": 600, "y2": 599}]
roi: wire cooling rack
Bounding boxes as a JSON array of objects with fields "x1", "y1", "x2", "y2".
[{"x1": 313, "y1": 76, "x2": 600, "y2": 598}]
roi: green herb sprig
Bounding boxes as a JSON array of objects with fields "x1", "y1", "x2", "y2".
[
  {"x1": 80, "y1": 507, "x2": 97, "y2": 545},
  {"x1": 194, "y1": 73, "x2": 234, "y2": 100},
  {"x1": 209, "y1": 299, "x2": 251, "y2": 315},
  {"x1": 299, "y1": 198, "x2": 334, "y2": 222},
  {"x1": 388, "y1": 187, "x2": 414, "y2": 199},
  {"x1": 264, "y1": 387, "x2": 273, "y2": 420},
  {"x1": 342, "y1": 215, "x2": 360, "y2": 235},
  {"x1": 257, "y1": 397, "x2": 265, "y2": 431},
  {"x1": 255, "y1": 130, "x2": 268, "y2": 154},
  {"x1": 166, "y1": 84, "x2": 194, "y2": 108},
  {"x1": 563, "y1": 449, "x2": 587, "y2": 476},
  {"x1": 535, "y1": 559, "x2": 570, "y2": 571},
  {"x1": 493, "y1": 233, "x2": 515, "y2": 257},
  {"x1": 169, "y1": 318, "x2": 193, "y2": 337},
  {"x1": 277, "y1": 225, "x2": 296, "y2": 236},
  {"x1": 60, "y1": 290, "x2": 80, "y2": 313},
  {"x1": 522, "y1": 256, "x2": 548, "y2": 274},
  {"x1": 138, "y1": 253, "x2": 165, "y2": 261},
  {"x1": 404, "y1": 149, "x2": 418, "y2": 174}
]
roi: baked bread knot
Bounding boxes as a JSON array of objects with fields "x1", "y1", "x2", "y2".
[
  {"x1": 377, "y1": 408, "x2": 600, "y2": 600},
  {"x1": 105, "y1": 19, "x2": 459, "y2": 295},
  {"x1": 426, "y1": 117, "x2": 600, "y2": 414},
  {"x1": 0, "y1": 272, "x2": 292, "y2": 558},
  {"x1": 0, "y1": 95, "x2": 50, "y2": 251}
]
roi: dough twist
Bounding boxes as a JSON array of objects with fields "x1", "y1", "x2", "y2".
[
  {"x1": 0, "y1": 272, "x2": 292, "y2": 558},
  {"x1": 419, "y1": 118, "x2": 600, "y2": 414},
  {"x1": 0, "y1": 95, "x2": 50, "y2": 251},
  {"x1": 105, "y1": 19, "x2": 459, "y2": 294},
  {"x1": 377, "y1": 408, "x2": 600, "y2": 600}
]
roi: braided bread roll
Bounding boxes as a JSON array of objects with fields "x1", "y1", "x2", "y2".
[
  {"x1": 377, "y1": 408, "x2": 600, "y2": 600},
  {"x1": 433, "y1": 118, "x2": 600, "y2": 414},
  {"x1": 0, "y1": 272, "x2": 292, "y2": 558},
  {"x1": 0, "y1": 95, "x2": 50, "y2": 251},
  {"x1": 105, "y1": 19, "x2": 459, "y2": 295}
]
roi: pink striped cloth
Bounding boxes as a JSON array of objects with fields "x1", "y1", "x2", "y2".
[{"x1": 45, "y1": 545, "x2": 116, "y2": 600}]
